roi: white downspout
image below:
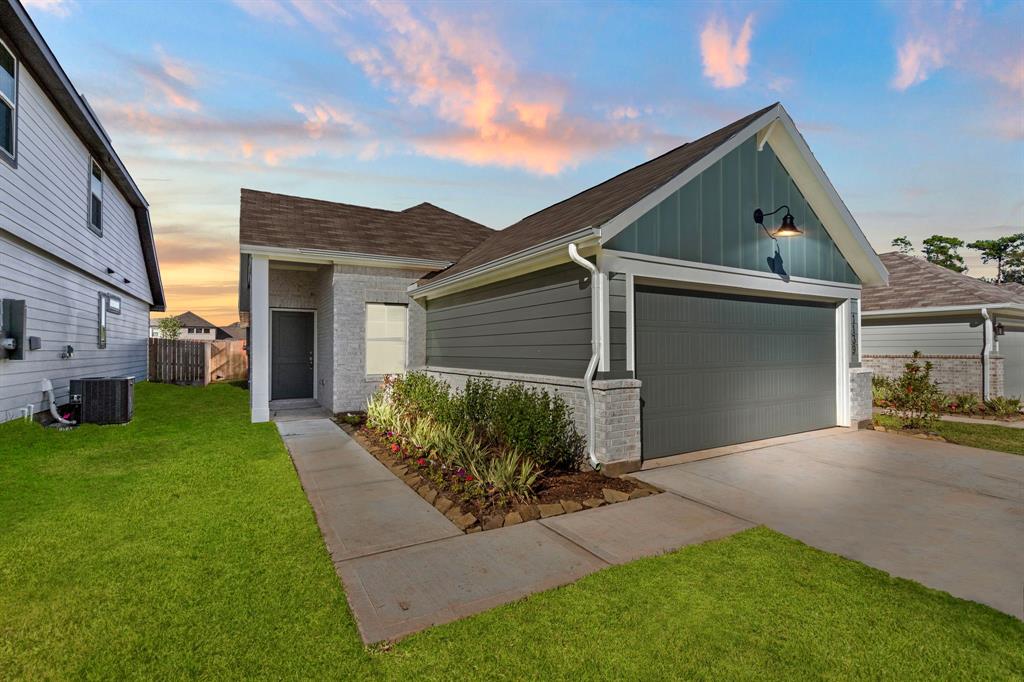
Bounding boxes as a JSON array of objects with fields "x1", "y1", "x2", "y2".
[
  {"x1": 981, "y1": 308, "x2": 993, "y2": 401},
  {"x1": 568, "y1": 243, "x2": 601, "y2": 471},
  {"x1": 41, "y1": 379, "x2": 75, "y2": 426}
]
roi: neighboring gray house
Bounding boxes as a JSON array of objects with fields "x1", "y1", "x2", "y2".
[
  {"x1": 150, "y1": 311, "x2": 219, "y2": 341},
  {"x1": 0, "y1": 0, "x2": 164, "y2": 423},
  {"x1": 862, "y1": 252, "x2": 1024, "y2": 399},
  {"x1": 240, "y1": 103, "x2": 887, "y2": 470}
]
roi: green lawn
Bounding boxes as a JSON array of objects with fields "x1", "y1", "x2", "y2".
[
  {"x1": 875, "y1": 414, "x2": 1024, "y2": 455},
  {"x1": 2, "y1": 383, "x2": 1021, "y2": 680}
]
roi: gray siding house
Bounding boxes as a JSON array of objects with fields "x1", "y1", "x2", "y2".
[
  {"x1": 240, "y1": 103, "x2": 887, "y2": 470},
  {"x1": 0, "y1": 0, "x2": 164, "y2": 423},
  {"x1": 861, "y1": 252, "x2": 1024, "y2": 399}
]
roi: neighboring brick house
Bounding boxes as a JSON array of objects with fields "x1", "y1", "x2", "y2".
[
  {"x1": 861, "y1": 252, "x2": 1024, "y2": 399},
  {"x1": 239, "y1": 103, "x2": 889, "y2": 470}
]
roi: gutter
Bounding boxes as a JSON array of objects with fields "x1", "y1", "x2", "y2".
[
  {"x1": 408, "y1": 226, "x2": 601, "y2": 298},
  {"x1": 862, "y1": 303, "x2": 1024, "y2": 319},
  {"x1": 567, "y1": 243, "x2": 601, "y2": 471},
  {"x1": 239, "y1": 244, "x2": 452, "y2": 270},
  {"x1": 981, "y1": 308, "x2": 993, "y2": 401}
]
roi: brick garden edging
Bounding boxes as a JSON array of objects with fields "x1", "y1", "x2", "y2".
[{"x1": 343, "y1": 423, "x2": 662, "y2": 534}]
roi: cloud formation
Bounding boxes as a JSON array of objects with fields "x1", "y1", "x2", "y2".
[
  {"x1": 700, "y1": 14, "x2": 754, "y2": 89},
  {"x1": 22, "y1": 0, "x2": 74, "y2": 17}
]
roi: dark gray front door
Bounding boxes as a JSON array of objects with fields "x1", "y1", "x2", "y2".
[
  {"x1": 271, "y1": 310, "x2": 314, "y2": 400},
  {"x1": 636, "y1": 286, "x2": 837, "y2": 459}
]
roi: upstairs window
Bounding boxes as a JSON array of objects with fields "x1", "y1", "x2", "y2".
[
  {"x1": 89, "y1": 160, "x2": 103, "y2": 234},
  {"x1": 0, "y1": 39, "x2": 15, "y2": 160}
]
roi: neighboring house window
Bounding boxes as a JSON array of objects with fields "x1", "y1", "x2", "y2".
[
  {"x1": 89, "y1": 160, "x2": 103, "y2": 235},
  {"x1": 366, "y1": 303, "x2": 407, "y2": 375},
  {"x1": 0, "y1": 39, "x2": 15, "y2": 160},
  {"x1": 97, "y1": 293, "x2": 108, "y2": 349}
]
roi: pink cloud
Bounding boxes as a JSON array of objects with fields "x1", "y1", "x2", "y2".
[
  {"x1": 891, "y1": 36, "x2": 947, "y2": 90},
  {"x1": 700, "y1": 14, "x2": 754, "y2": 89},
  {"x1": 231, "y1": 0, "x2": 297, "y2": 26}
]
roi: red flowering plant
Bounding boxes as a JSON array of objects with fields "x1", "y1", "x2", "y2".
[{"x1": 880, "y1": 351, "x2": 944, "y2": 430}]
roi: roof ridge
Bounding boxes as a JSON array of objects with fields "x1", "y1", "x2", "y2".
[{"x1": 240, "y1": 188, "x2": 399, "y2": 215}]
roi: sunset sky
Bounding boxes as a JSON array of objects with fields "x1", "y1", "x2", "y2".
[{"x1": 24, "y1": 0, "x2": 1024, "y2": 325}]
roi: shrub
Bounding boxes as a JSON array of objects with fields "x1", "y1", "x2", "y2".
[
  {"x1": 947, "y1": 392, "x2": 980, "y2": 415},
  {"x1": 871, "y1": 375, "x2": 892, "y2": 407},
  {"x1": 984, "y1": 396, "x2": 1022, "y2": 418},
  {"x1": 880, "y1": 351, "x2": 944, "y2": 430},
  {"x1": 466, "y1": 448, "x2": 541, "y2": 504}
]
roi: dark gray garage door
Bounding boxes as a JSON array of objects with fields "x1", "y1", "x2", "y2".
[{"x1": 636, "y1": 286, "x2": 837, "y2": 459}]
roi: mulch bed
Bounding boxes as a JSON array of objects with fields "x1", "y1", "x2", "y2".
[
  {"x1": 872, "y1": 424, "x2": 947, "y2": 442},
  {"x1": 335, "y1": 419, "x2": 660, "y2": 534}
]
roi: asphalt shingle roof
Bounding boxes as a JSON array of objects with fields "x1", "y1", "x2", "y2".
[
  {"x1": 423, "y1": 103, "x2": 779, "y2": 285},
  {"x1": 239, "y1": 190, "x2": 493, "y2": 264},
  {"x1": 862, "y1": 252, "x2": 1024, "y2": 312}
]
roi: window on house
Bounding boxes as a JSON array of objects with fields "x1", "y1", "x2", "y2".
[
  {"x1": 366, "y1": 303, "x2": 407, "y2": 375},
  {"x1": 89, "y1": 160, "x2": 103, "y2": 234},
  {"x1": 97, "y1": 293, "x2": 108, "y2": 349},
  {"x1": 0, "y1": 40, "x2": 15, "y2": 159}
]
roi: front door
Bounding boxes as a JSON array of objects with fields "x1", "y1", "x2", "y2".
[{"x1": 271, "y1": 310, "x2": 314, "y2": 400}]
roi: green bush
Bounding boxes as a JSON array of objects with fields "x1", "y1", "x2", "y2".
[
  {"x1": 984, "y1": 396, "x2": 1022, "y2": 417},
  {"x1": 871, "y1": 375, "x2": 892, "y2": 407},
  {"x1": 879, "y1": 351, "x2": 944, "y2": 430},
  {"x1": 375, "y1": 372, "x2": 584, "y2": 472},
  {"x1": 947, "y1": 392, "x2": 980, "y2": 415}
]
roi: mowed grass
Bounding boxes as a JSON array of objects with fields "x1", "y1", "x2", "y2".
[
  {"x1": 875, "y1": 414, "x2": 1024, "y2": 455},
  {"x1": 2, "y1": 383, "x2": 1021, "y2": 680}
]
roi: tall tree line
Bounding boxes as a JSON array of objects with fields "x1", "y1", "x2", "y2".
[{"x1": 889, "y1": 233, "x2": 1024, "y2": 284}]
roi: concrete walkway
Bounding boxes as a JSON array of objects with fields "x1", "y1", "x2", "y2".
[
  {"x1": 636, "y1": 429, "x2": 1024, "y2": 619},
  {"x1": 277, "y1": 418, "x2": 752, "y2": 643}
]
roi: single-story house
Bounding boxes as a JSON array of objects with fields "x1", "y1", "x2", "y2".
[
  {"x1": 239, "y1": 102, "x2": 887, "y2": 471},
  {"x1": 0, "y1": 0, "x2": 164, "y2": 423},
  {"x1": 861, "y1": 252, "x2": 1024, "y2": 399},
  {"x1": 218, "y1": 322, "x2": 245, "y2": 341},
  {"x1": 150, "y1": 311, "x2": 220, "y2": 341}
]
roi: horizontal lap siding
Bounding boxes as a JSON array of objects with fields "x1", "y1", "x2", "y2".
[
  {"x1": 426, "y1": 263, "x2": 592, "y2": 377},
  {"x1": 0, "y1": 63, "x2": 152, "y2": 305},
  {"x1": 861, "y1": 321, "x2": 982, "y2": 355},
  {"x1": 0, "y1": 234, "x2": 148, "y2": 422}
]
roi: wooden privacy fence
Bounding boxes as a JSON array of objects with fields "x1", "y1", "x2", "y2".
[{"x1": 149, "y1": 338, "x2": 248, "y2": 386}]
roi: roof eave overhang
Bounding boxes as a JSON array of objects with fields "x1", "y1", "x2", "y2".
[
  {"x1": 863, "y1": 303, "x2": 1024, "y2": 320},
  {"x1": 598, "y1": 103, "x2": 889, "y2": 288},
  {"x1": 408, "y1": 227, "x2": 601, "y2": 300},
  {"x1": 239, "y1": 243, "x2": 452, "y2": 271},
  {"x1": 1, "y1": 0, "x2": 165, "y2": 311}
]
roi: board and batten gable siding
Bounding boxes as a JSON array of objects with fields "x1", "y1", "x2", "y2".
[
  {"x1": 0, "y1": 233, "x2": 148, "y2": 422},
  {"x1": 606, "y1": 136, "x2": 859, "y2": 285},
  {"x1": 425, "y1": 262, "x2": 593, "y2": 377},
  {"x1": 0, "y1": 57, "x2": 153, "y2": 305},
  {"x1": 861, "y1": 321, "x2": 983, "y2": 356}
]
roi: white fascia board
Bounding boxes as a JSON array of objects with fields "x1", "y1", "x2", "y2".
[
  {"x1": 766, "y1": 109, "x2": 888, "y2": 286},
  {"x1": 408, "y1": 227, "x2": 601, "y2": 300},
  {"x1": 604, "y1": 249, "x2": 862, "y2": 302},
  {"x1": 599, "y1": 105, "x2": 783, "y2": 246},
  {"x1": 239, "y1": 244, "x2": 450, "y2": 271},
  {"x1": 863, "y1": 303, "x2": 1024, "y2": 319}
]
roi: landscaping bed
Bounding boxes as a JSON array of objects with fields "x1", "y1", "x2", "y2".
[
  {"x1": 336, "y1": 372, "x2": 659, "y2": 533},
  {"x1": 338, "y1": 420, "x2": 659, "y2": 532}
]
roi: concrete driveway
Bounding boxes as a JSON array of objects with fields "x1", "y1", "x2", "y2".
[{"x1": 634, "y1": 430, "x2": 1024, "y2": 619}]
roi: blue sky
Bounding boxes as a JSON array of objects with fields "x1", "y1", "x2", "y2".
[{"x1": 24, "y1": 0, "x2": 1024, "y2": 323}]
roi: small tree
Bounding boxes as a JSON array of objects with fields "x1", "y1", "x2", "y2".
[
  {"x1": 891, "y1": 236, "x2": 914, "y2": 254},
  {"x1": 922, "y1": 235, "x2": 967, "y2": 273},
  {"x1": 158, "y1": 316, "x2": 182, "y2": 340},
  {"x1": 881, "y1": 351, "x2": 944, "y2": 430},
  {"x1": 967, "y1": 233, "x2": 1024, "y2": 283},
  {"x1": 1002, "y1": 249, "x2": 1024, "y2": 284}
]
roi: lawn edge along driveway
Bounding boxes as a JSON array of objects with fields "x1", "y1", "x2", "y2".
[{"x1": 278, "y1": 417, "x2": 752, "y2": 643}]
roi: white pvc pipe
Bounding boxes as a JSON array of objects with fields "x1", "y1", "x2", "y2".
[
  {"x1": 981, "y1": 308, "x2": 993, "y2": 401},
  {"x1": 41, "y1": 379, "x2": 75, "y2": 426},
  {"x1": 567, "y1": 243, "x2": 601, "y2": 471}
]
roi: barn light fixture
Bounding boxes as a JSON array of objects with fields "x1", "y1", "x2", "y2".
[{"x1": 754, "y1": 205, "x2": 802, "y2": 239}]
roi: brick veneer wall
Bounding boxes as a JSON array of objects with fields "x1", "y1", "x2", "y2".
[
  {"x1": 849, "y1": 367, "x2": 873, "y2": 427},
  {"x1": 422, "y1": 366, "x2": 642, "y2": 466},
  {"x1": 863, "y1": 354, "x2": 1005, "y2": 397}
]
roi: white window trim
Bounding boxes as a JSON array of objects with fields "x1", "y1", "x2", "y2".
[
  {"x1": 0, "y1": 36, "x2": 17, "y2": 163},
  {"x1": 88, "y1": 159, "x2": 104, "y2": 236},
  {"x1": 365, "y1": 302, "x2": 408, "y2": 378}
]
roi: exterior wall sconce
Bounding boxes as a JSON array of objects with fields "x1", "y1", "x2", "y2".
[{"x1": 754, "y1": 205, "x2": 802, "y2": 239}]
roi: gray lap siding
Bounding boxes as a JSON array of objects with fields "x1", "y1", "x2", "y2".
[{"x1": 425, "y1": 262, "x2": 593, "y2": 377}]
